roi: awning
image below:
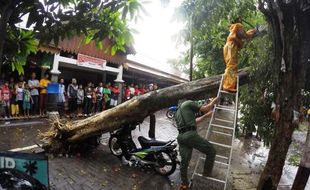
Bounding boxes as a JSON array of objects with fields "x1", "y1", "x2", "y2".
[{"x1": 58, "y1": 36, "x2": 128, "y2": 65}]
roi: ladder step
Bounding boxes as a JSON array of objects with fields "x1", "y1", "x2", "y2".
[
  {"x1": 220, "y1": 90, "x2": 237, "y2": 95},
  {"x1": 216, "y1": 155, "x2": 229, "y2": 160},
  {"x1": 193, "y1": 173, "x2": 226, "y2": 184},
  {"x1": 215, "y1": 106, "x2": 236, "y2": 112},
  {"x1": 214, "y1": 117, "x2": 234, "y2": 124},
  {"x1": 214, "y1": 160, "x2": 229, "y2": 166},
  {"x1": 211, "y1": 130, "x2": 233, "y2": 137},
  {"x1": 217, "y1": 105, "x2": 236, "y2": 110},
  {"x1": 209, "y1": 141, "x2": 232, "y2": 148},
  {"x1": 200, "y1": 157, "x2": 229, "y2": 166},
  {"x1": 211, "y1": 123, "x2": 234, "y2": 130}
]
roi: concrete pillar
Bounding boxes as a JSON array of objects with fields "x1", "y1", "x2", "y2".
[
  {"x1": 114, "y1": 65, "x2": 124, "y2": 105},
  {"x1": 50, "y1": 53, "x2": 61, "y2": 82},
  {"x1": 102, "y1": 71, "x2": 107, "y2": 84}
]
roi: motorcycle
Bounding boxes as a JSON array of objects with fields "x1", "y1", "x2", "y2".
[
  {"x1": 166, "y1": 105, "x2": 178, "y2": 119},
  {"x1": 108, "y1": 122, "x2": 178, "y2": 176}
]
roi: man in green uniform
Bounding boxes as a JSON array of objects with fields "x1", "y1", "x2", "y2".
[{"x1": 176, "y1": 97, "x2": 219, "y2": 190}]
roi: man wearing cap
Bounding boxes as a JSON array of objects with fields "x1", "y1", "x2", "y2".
[{"x1": 176, "y1": 97, "x2": 219, "y2": 190}]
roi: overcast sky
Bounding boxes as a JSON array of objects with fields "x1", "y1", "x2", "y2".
[
  {"x1": 128, "y1": 0, "x2": 186, "y2": 72},
  {"x1": 17, "y1": 1, "x2": 186, "y2": 73}
]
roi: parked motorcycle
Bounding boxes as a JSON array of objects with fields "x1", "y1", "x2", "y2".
[
  {"x1": 108, "y1": 122, "x2": 178, "y2": 176},
  {"x1": 166, "y1": 106, "x2": 178, "y2": 119}
]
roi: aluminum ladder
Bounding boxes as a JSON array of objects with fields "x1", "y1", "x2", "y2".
[{"x1": 190, "y1": 75, "x2": 239, "y2": 190}]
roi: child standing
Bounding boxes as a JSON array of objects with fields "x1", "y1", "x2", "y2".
[
  {"x1": 77, "y1": 85, "x2": 84, "y2": 117},
  {"x1": 11, "y1": 84, "x2": 19, "y2": 117},
  {"x1": 16, "y1": 82, "x2": 24, "y2": 115},
  {"x1": 1, "y1": 82, "x2": 11, "y2": 118},
  {"x1": 23, "y1": 84, "x2": 33, "y2": 118}
]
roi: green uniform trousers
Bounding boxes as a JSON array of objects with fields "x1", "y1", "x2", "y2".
[{"x1": 177, "y1": 130, "x2": 216, "y2": 184}]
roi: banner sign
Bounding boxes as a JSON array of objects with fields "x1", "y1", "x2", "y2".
[
  {"x1": 0, "y1": 151, "x2": 49, "y2": 189},
  {"x1": 77, "y1": 53, "x2": 107, "y2": 70}
]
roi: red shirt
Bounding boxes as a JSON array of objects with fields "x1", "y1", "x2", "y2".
[
  {"x1": 1, "y1": 86, "x2": 10, "y2": 101},
  {"x1": 112, "y1": 87, "x2": 120, "y2": 94},
  {"x1": 139, "y1": 88, "x2": 145, "y2": 94},
  {"x1": 125, "y1": 88, "x2": 131, "y2": 97},
  {"x1": 134, "y1": 88, "x2": 141, "y2": 96}
]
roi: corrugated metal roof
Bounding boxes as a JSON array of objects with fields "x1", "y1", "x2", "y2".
[{"x1": 39, "y1": 36, "x2": 135, "y2": 65}]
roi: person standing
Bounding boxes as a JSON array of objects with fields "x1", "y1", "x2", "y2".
[
  {"x1": 103, "y1": 83, "x2": 111, "y2": 110},
  {"x1": 39, "y1": 73, "x2": 50, "y2": 116},
  {"x1": 11, "y1": 84, "x2": 19, "y2": 117},
  {"x1": 110, "y1": 84, "x2": 120, "y2": 107},
  {"x1": 28, "y1": 72, "x2": 40, "y2": 115},
  {"x1": 1, "y1": 81, "x2": 11, "y2": 118},
  {"x1": 134, "y1": 85, "x2": 141, "y2": 96},
  {"x1": 58, "y1": 78, "x2": 66, "y2": 116},
  {"x1": 124, "y1": 85, "x2": 131, "y2": 101},
  {"x1": 129, "y1": 83, "x2": 135, "y2": 98},
  {"x1": 84, "y1": 82, "x2": 93, "y2": 116},
  {"x1": 23, "y1": 84, "x2": 32, "y2": 118},
  {"x1": 95, "y1": 83, "x2": 103, "y2": 113},
  {"x1": 222, "y1": 17, "x2": 257, "y2": 92},
  {"x1": 16, "y1": 82, "x2": 24, "y2": 115},
  {"x1": 176, "y1": 97, "x2": 219, "y2": 190},
  {"x1": 67, "y1": 78, "x2": 78, "y2": 116},
  {"x1": 77, "y1": 84, "x2": 84, "y2": 117},
  {"x1": 18, "y1": 75, "x2": 26, "y2": 88}
]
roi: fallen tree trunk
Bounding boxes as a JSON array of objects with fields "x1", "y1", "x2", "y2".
[{"x1": 41, "y1": 68, "x2": 249, "y2": 154}]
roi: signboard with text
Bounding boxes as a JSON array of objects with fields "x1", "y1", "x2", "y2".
[
  {"x1": 0, "y1": 151, "x2": 49, "y2": 189},
  {"x1": 77, "y1": 53, "x2": 107, "y2": 70}
]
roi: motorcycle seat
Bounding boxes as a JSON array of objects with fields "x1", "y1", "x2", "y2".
[{"x1": 138, "y1": 136, "x2": 169, "y2": 148}]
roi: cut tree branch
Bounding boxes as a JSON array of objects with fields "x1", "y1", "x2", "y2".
[{"x1": 41, "y1": 68, "x2": 250, "y2": 154}]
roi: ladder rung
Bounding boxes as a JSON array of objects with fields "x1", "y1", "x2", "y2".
[
  {"x1": 193, "y1": 173, "x2": 226, "y2": 184},
  {"x1": 200, "y1": 157, "x2": 229, "y2": 166},
  {"x1": 214, "y1": 118, "x2": 234, "y2": 124},
  {"x1": 214, "y1": 160, "x2": 229, "y2": 166},
  {"x1": 216, "y1": 155, "x2": 229, "y2": 160},
  {"x1": 211, "y1": 123, "x2": 234, "y2": 130},
  {"x1": 212, "y1": 130, "x2": 233, "y2": 137},
  {"x1": 209, "y1": 141, "x2": 232, "y2": 148},
  {"x1": 220, "y1": 90, "x2": 236, "y2": 95},
  {"x1": 217, "y1": 105, "x2": 236, "y2": 110},
  {"x1": 215, "y1": 106, "x2": 236, "y2": 112}
]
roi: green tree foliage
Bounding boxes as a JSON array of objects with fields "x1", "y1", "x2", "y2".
[
  {"x1": 0, "y1": 0, "x2": 145, "y2": 74},
  {"x1": 4, "y1": 29, "x2": 38, "y2": 75},
  {"x1": 173, "y1": 0, "x2": 280, "y2": 143}
]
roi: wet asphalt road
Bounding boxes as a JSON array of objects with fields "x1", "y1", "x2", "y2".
[
  {"x1": 0, "y1": 110, "x2": 183, "y2": 190},
  {"x1": 0, "y1": 110, "x2": 309, "y2": 190}
]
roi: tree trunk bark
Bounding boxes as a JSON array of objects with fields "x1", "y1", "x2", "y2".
[
  {"x1": 257, "y1": 1, "x2": 309, "y2": 189},
  {"x1": 292, "y1": 123, "x2": 310, "y2": 190},
  {"x1": 41, "y1": 69, "x2": 249, "y2": 154}
]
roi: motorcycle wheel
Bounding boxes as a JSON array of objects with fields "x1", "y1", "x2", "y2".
[
  {"x1": 108, "y1": 135, "x2": 123, "y2": 158},
  {"x1": 166, "y1": 110, "x2": 175, "y2": 119},
  {"x1": 154, "y1": 152, "x2": 177, "y2": 176}
]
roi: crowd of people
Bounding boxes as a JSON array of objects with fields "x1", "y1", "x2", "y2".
[
  {"x1": 59, "y1": 78, "x2": 159, "y2": 117},
  {"x1": 0, "y1": 72, "x2": 51, "y2": 118},
  {"x1": 0, "y1": 72, "x2": 159, "y2": 119}
]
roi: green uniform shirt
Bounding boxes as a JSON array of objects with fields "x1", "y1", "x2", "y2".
[{"x1": 175, "y1": 100, "x2": 202, "y2": 129}]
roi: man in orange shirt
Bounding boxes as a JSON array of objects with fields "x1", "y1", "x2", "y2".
[
  {"x1": 223, "y1": 17, "x2": 257, "y2": 92},
  {"x1": 39, "y1": 73, "x2": 50, "y2": 116}
]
